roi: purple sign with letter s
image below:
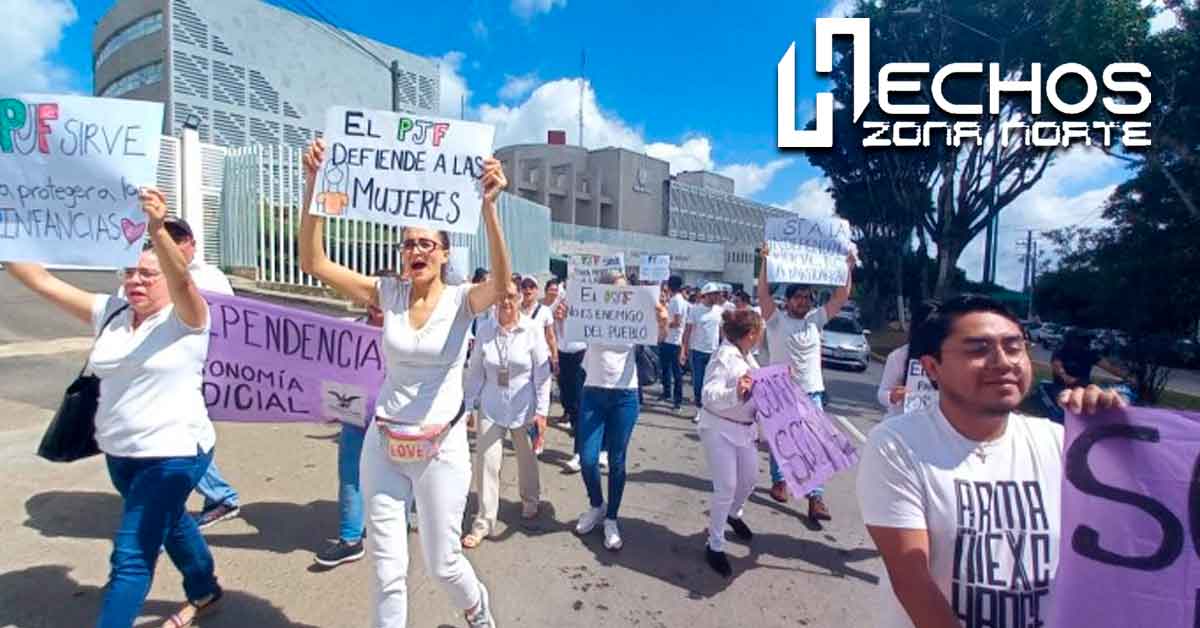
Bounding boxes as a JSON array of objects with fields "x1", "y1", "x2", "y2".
[
  {"x1": 751, "y1": 364, "x2": 858, "y2": 499},
  {"x1": 202, "y1": 292, "x2": 384, "y2": 425},
  {"x1": 1053, "y1": 407, "x2": 1200, "y2": 628}
]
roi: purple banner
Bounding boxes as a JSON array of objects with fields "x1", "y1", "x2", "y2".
[
  {"x1": 1053, "y1": 407, "x2": 1200, "y2": 627},
  {"x1": 202, "y1": 292, "x2": 384, "y2": 424},
  {"x1": 751, "y1": 364, "x2": 858, "y2": 499}
]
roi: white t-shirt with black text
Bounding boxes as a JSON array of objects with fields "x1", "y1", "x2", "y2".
[
  {"x1": 764, "y1": 306, "x2": 829, "y2": 393},
  {"x1": 856, "y1": 406, "x2": 1064, "y2": 628}
]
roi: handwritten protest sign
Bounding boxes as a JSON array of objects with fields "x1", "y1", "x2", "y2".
[
  {"x1": 764, "y1": 216, "x2": 852, "y2": 285},
  {"x1": 637, "y1": 254, "x2": 670, "y2": 283},
  {"x1": 563, "y1": 282, "x2": 658, "y2": 346},
  {"x1": 308, "y1": 106, "x2": 495, "y2": 235},
  {"x1": 203, "y1": 292, "x2": 384, "y2": 425},
  {"x1": 752, "y1": 364, "x2": 858, "y2": 499},
  {"x1": 1052, "y1": 407, "x2": 1200, "y2": 628},
  {"x1": 903, "y1": 359, "x2": 938, "y2": 413},
  {"x1": 568, "y1": 253, "x2": 625, "y2": 284},
  {"x1": 0, "y1": 95, "x2": 162, "y2": 266}
]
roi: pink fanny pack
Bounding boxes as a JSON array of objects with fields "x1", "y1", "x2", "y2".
[{"x1": 376, "y1": 404, "x2": 465, "y2": 463}]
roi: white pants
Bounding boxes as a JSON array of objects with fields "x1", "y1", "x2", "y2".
[
  {"x1": 470, "y1": 414, "x2": 540, "y2": 536},
  {"x1": 699, "y1": 425, "x2": 758, "y2": 552},
  {"x1": 361, "y1": 421, "x2": 482, "y2": 627}
]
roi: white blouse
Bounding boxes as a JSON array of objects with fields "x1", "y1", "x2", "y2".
[
  {"x1": 696, "y1": 341, "x2": 760, "y2": 447},
  {"x1": 583, "y1": 344, "x2": 638, "y2": 390},
  {"x1": 464, "y1": 317, "x2": 552, "y2": 428},
  {"x1": 375, "y1": 278, "x2": 478, "y2": 426}
]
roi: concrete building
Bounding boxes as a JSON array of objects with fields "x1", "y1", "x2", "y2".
[
  {"x1": 499, "y1": 134, "x2": 798, "y2": 288},
  {"x1": 93, "y1": 0, "x2": 440, "y2": 147}
]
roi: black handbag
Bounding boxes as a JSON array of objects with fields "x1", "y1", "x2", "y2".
[
  {"x1": 36, "y1": 304, "x2": 129, "y2": 463},
  {"x1": 635, "y1": 345, "x2": 660, "y2": 387}
]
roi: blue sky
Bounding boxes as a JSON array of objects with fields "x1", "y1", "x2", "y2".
[{"x1": 9, "y1": 0, "x2": 1179, "y2": 289}]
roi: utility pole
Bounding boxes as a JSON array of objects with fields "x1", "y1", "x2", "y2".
[
  {"x1": 390, "y1": 60, "x2": 400, "y2": 112},
  {"x1": 579, "y1": 49, "x2": 586, "y2": 147}
]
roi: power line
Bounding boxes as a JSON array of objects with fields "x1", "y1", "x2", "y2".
[{"x1": 274, "y1": 0, "x2": 389, "y2": 71}]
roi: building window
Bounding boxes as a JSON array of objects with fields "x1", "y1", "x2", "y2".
[
  {"x1": 95, "y1": 12, "x2": 163, "y2": 69},
  {"x1": 100, "y1": 61, "x2": 164, "y2": 98}
]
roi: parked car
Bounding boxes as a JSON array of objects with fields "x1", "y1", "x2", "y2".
[
  {"x1": 821, "y1": 316, "x2": 871, "y2": 371},
  {"x1": 838, "y1": 301, "x2": 861, "y2": 321}
]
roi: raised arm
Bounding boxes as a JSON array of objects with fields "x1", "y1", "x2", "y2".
[
  {"x1": 823, "y1": 250, "x2": 857, "y2": 319},
  {"x1": 756, "y1": 242, "x2": 777, "y2": 322},
  {"x1": 467, "y1": 158, "x2": 512, "y2": 315},
  {"x1": 140, "y1": 188, "x2": 207, "y2": 329},
  {"x1": 299, "y1": 139, "x2": 378, "y2": 307},
  {"x1": 4, "y1": 263, "x2": 96, "y2": 326}
]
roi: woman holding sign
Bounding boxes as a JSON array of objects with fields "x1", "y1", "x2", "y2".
[
  {"x1": 6, "y1": 189, "x2": 222, "y2": 628},
  {"x1": 557, "y1": 271, "x2": 668, "y2": 551},
  {"x1": 696, "y1": 308, "x2": 765, "y2": 577},
  {"x1": 299, "y1": 138, "x2": 510, "y2": 628}
]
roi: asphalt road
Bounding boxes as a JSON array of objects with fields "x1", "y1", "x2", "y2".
[{"x1": 0, "y1": 271, "x2": 895, "y2": 628}]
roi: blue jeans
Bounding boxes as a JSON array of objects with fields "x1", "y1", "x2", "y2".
[
  {"x1": 195, "y1": 460, "x2": 239, "y2": 510},
  {"x1": 100, "y1": 447, "x2": 219, "y2": 628},
  {"x1": 690, "y1": 350, "x2": 713, "y2": 407},
  {"x1": 658, "y1": 342, "x2": 683, "y2": 406},
  {"x1": 578, "y1": 387, "x2": 639, "y2": 520},
  {"x1": 338, "y1": 423, "x2": 366, "y2": 543},
  {"x1": 769, "y1": 391, "x2": 826, "y2": 498}
]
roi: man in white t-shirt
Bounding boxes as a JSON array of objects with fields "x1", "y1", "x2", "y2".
[
  {"x1": 520, "y1": 275, "x2": 558, "y2": 454},
  {"x1": 680, "y1": 282, "x2": 724, "y2": 410},
  {"x1": 757, "y1": 243, "x2": 855, "y2": 520},
  {"x1": 658, "y1": 275, "x2": 689, "y2": 411},
  {"x1": 151, "y1": 218, "x2": 241, "y2": 530},
  {"x1": 856, "y1": 295, "x2": 1123, "y2": 628}
]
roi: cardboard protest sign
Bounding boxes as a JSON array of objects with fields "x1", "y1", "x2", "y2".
[
  {"x1": 563, "y1": 282, "x2": 659, "y2": 346},
  {"x1": 1052, "y1": 407, "x2": 1200, "y2": 628},
  {"x1": 637, "y1": 254, "x2": 670, "y2": 283},
  {"x1": 308, "y1": 106, "x2": 495, "y2": 235},
  {"x1": 751, "y1": 364, "x2": 858, "y2": 499},
  {"x1": 0, "y1": 95, "x2": 162, "y2": 266},
  {"x1": 764, "y1": 216, "x2": 852, "y2": 285},
  {"x1": 903, "y1": 358, "x2": 938, "y2": 413},
  {"x1": 568, "y1": 253, "x2": 624, "y2": 284},
  {"x1": 203, "y1": 292, "x2": 384, "y2": 425}
]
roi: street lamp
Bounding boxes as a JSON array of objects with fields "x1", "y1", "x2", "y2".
[{"x1": 894, "y1": 5, "x2": 1004, "y2": 286}]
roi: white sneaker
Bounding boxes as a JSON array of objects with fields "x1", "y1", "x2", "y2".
[
  {"x1": 599, "y1": 451, "x2": 609, "y2": 470},
  {"x1": 564, "y1": 454, "x2": 582, "y2": 473},
  {"x1": 465, "y1": 582, "x2": 496, "y2": 627},
  {"x1": 603, "y1": 518, "x2": 623, "y2": 551},
  {"x1": 575, "y1": 504, "x2": 606, "y2": 535}
]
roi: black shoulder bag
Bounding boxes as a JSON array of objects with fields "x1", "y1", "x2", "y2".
[{"x1": 36, "y1": 304, "x2": 130, "y2": 463}]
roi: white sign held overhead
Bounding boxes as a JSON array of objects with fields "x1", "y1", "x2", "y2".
[
  {"x1": 637, "y1": 254, "x2": 670, "y2": 283},
  {"x1": 563, "y1": 283, "x2": 659, "y2": 346},
  {"x1": 764, "y1": 216, "x2": 852, "y2": 286},
  {"x1": 0, "y1": 94, "x2": 163, "y2": 267},
  {"x1": 568, "y1": 253, "x2": 625, "y2": 284},
  {"x1": 308, "y1": 106, "x2": 496, "y2": 235}
]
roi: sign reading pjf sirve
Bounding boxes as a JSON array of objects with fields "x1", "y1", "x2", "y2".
[
  {"x1": 0, "y1": 95, "x2": 162, "y2": 266},
  {"x1": 308, "y1": 106, "x2": 496, "y2": 235}
]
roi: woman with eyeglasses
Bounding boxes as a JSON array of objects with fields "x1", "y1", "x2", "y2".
[
  {"x1": 5, "y1": 189, "x2": 223, "y2": 628},
  {"x1": 461, "y1": 278, "x2": 551, "y2": 549},
  {"x1": 300, "y1": 138, "x2": 510, "y2": 628},
  {"x1": 556, "y1": 271, "x2": 668, "y2": 551}
]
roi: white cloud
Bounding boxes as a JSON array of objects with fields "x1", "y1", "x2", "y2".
[
  {"x1": 438, "y1": 51, "x2": 471, "y2": 118},
  {"x1": 498, "y1": 73, "x2": 540, "y2": 101},
  {"x1": 511, "y1": 0, "x2": 566, "y2": 19},
  {"x1": 470, "y1": 19, "x2": 488, "y2": 41},
  {"x1": 955, "y1": 148, "x2": 1127, "y2": 289},
  {"x1": 0, "y1": 0, "x2": 77, "y2": 94},
  {"x1": 646, "y1": 137, "x2": 714, "y2": 173},
  {"x1": 780, "y1": 177, "x2": 838, "y2": 218},
  {"x1": 718, "y1": 159, "x2": 793, "y2": 197}
]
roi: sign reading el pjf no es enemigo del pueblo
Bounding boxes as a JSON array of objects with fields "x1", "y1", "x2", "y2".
[
  {"x1": 308, "y1": 107, "x2": 496, "y2": 235},
  {"x1": 0, "y1": 95, "x2": 163, "y2": 267}
]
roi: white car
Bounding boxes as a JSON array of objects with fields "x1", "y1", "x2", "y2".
[{"x1": 821, "y1": 316, "x2": 871, "y2": 371}]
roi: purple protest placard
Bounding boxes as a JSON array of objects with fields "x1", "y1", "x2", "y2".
[
  {"x1": 751, "y1": 364, "x2": 858, "y2": 499},
  {"x1": 202, "y1": 292, "x2": 384, "y2": 425},
  {"x1": 1052, "y1": 407, "x2": 1200, "y2": 628}
]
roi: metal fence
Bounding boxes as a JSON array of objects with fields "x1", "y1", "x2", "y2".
[{"x1": 219, "y1": 144, "x2": 551, "y2": 289}]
